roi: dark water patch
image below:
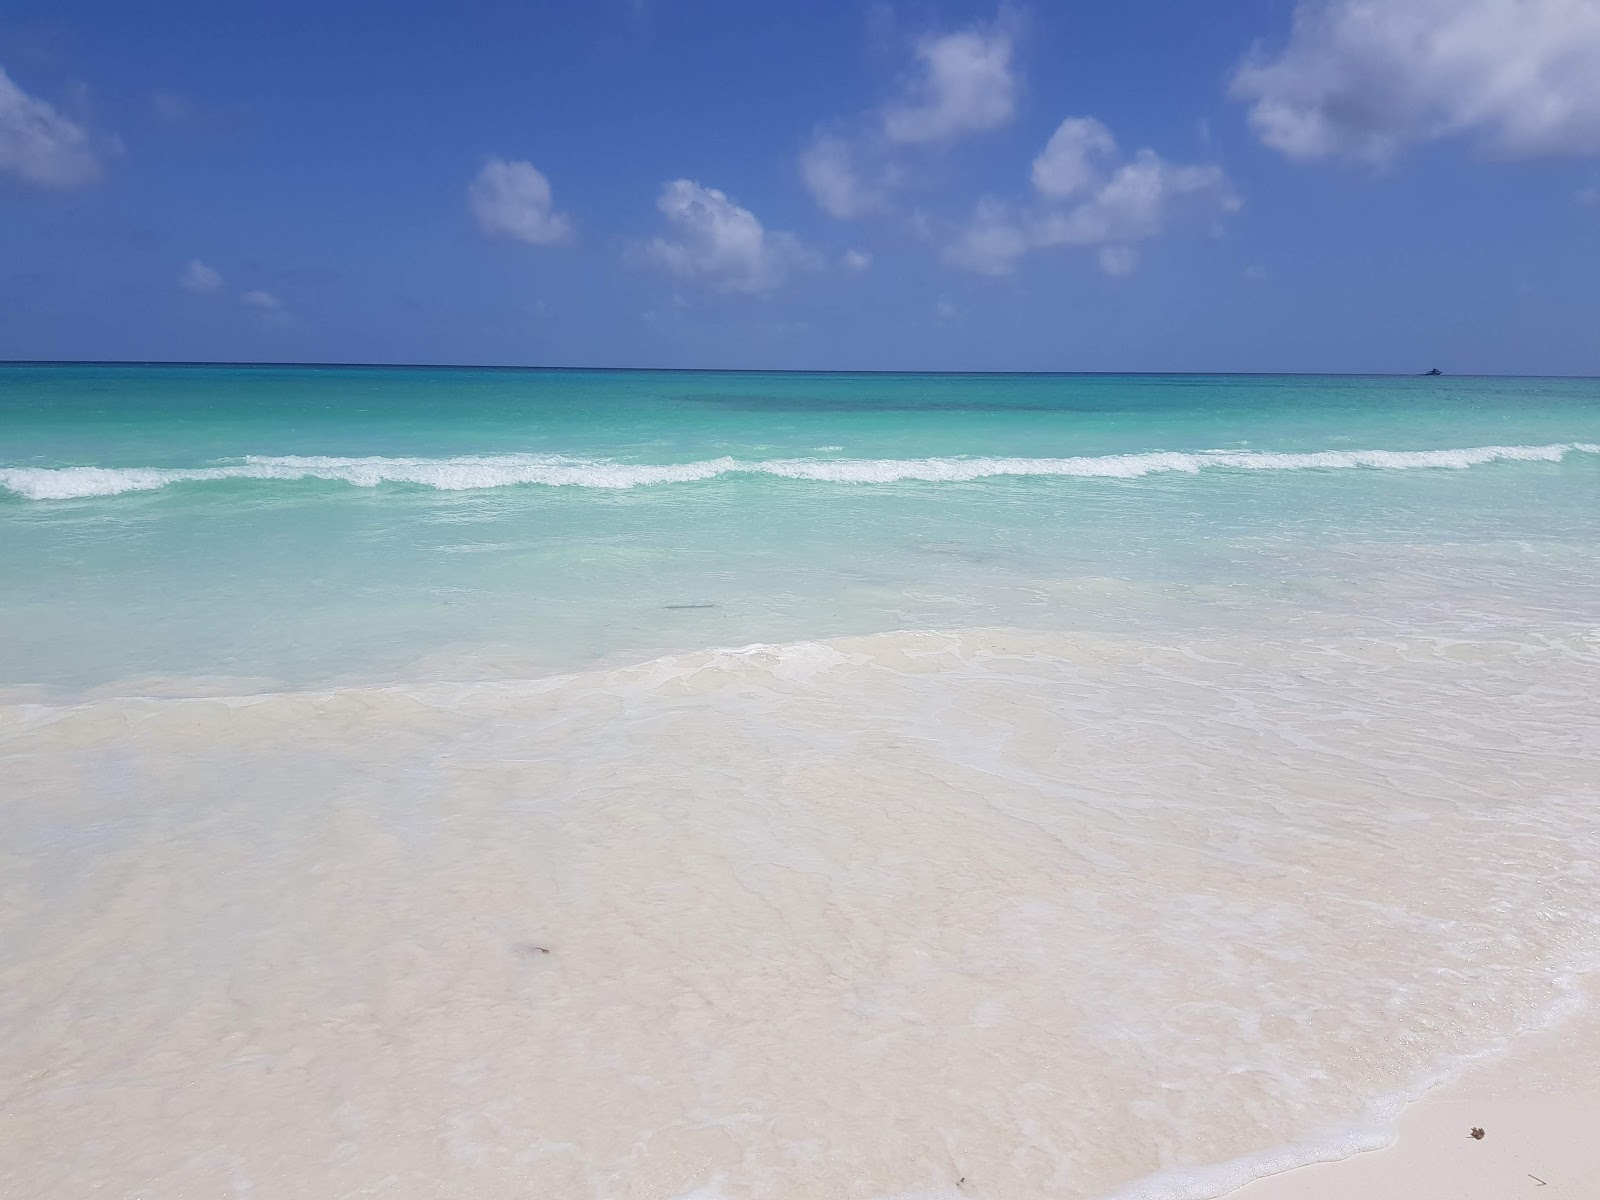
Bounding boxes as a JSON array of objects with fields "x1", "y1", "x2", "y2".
[
  {"x1": 911, "y1": 540, "x2": 1007, "y2": 565},
  {"x1": 672, "y1": 393, "x2": 1141, "y2": 414}
]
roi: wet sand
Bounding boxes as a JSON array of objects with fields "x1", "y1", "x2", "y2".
[{"x1": 1232, "y1": 977, "x2": 1600, "y2": 1200}]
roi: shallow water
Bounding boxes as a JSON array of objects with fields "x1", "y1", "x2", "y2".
[{"x1": 2, "y1": 366, "x2": 1599, "y2": 1198}]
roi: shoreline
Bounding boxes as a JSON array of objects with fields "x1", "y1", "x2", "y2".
[{"x1": 1224, "y1": 976, "x2": 1600, "y2": 1199}]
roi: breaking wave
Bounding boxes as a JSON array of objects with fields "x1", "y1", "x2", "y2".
[{"x1": 2, "y1": 443, "x2": 1596, "y2": 500}]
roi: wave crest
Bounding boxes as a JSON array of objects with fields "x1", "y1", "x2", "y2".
[{"x1": 2, "y1": 443, "x2": 1595, "y2": 500}]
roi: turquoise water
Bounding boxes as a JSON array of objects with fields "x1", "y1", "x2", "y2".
[
  {"x1": 5, "y1": 365, "x2": 1600, "y2": 1200},
  {"x1": 3, "y1": 364, "x2": 1598, "y2": 697}
]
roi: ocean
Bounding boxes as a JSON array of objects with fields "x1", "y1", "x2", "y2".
[{"x1": 3, "y1": 364, "x2": 1599, "y2": 1198}]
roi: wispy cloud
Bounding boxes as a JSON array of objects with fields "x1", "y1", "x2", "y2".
[
  {"x1": 178, "y1": 259, "x2": 224, "y2": 295},
  {"x1": 178, "y1": 260, "x2": 297, "y2": 319},
  {"x1": 1232, "y1": 0, "x2": 1600, "y2": 164},
  {"x1": 799, "y1": 13, "x2": 1018, "y2": 221},
  {"x1": 240, "y1": 289, "x2": 283, "y2": 311},
  {"x1": 799, "y1": 134, "x2": 895, "y2": 220},
  {"x1": 1097, "y1": 246, "x2": 1138, "y2": 277},
  {"x1": 151, "y1": 91, "x2": 199, "y2": 128},
  {"x1": 0, "y1": 65, "x2": 104, "y2": 188},
  {"x1": 943, "y1": 198, "x2": 1030, "y2": 277},
  {"x1": 469, "y1": 158, "x2": 575, "y2": 246}
]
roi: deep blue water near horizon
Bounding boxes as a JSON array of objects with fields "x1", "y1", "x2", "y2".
[{"x1": 3, "y1": 363, "x2": 1599, "y2": 697}]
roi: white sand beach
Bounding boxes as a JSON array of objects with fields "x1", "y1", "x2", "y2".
[{"x1": 1233, "y1": 977, "x2": 1600, "y2": 1200}]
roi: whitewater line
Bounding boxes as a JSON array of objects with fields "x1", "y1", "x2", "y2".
[{"x1": 2, "y1": 443, "x2": 1596, "y2": 500}]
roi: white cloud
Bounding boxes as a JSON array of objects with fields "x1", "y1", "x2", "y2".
[
  {"x1": 842, "y1": 248, "x2": 873, "y2": 272},
  {"x1": 469, "y1": 158, "x2": 574, "y2": 246},
  {"x1": 179, "y1": 260, "x2": 224, "y2": 295},
  {"x1": 642, "y1": 179, "x2": 816, "y2": 293},
  {"x1": 240, "y1": 290, "x2": 283, "y2": 311},
  {"x1": 1232, "y1": 0, "x2": 1600, "y2": 164},
  {"x1": 0, "y1": 65, "x2": 102, "y2": 188},
  {"x1": 1032, "y1": 150, "x2": 1238, "y2": 247},
  {"x1": 946, "y1": 117, "x2": 1239, "y2": 277},
  {"x1": 799, "y1": 15, "x2": 1018, "y2": 220},
  {"x1": 799, "y1": 134, "x2": 891, "y2": 220},
  {"x1": 1031, "y1": 117, "x2": 1117, "y2": 199},
  {"x1": 882, "y1": 26, "x2": 1017, "y2": 145}
]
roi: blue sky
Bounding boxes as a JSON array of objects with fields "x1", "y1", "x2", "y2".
[{"x1": 2, "y1": 0, "x2": 1599, "y2": 372}]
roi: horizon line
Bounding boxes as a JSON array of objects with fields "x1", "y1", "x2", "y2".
[{"x1": 1, "y1": 359, "x2": 1583, "y2": 380}]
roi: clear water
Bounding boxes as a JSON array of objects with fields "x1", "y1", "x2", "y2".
[
  {"x1": 2, "y1": 365, "x2": 1599, "y2": 1200},
  {"x1": 3, "y1": 365, "x2": 1598, "y2": 697}
]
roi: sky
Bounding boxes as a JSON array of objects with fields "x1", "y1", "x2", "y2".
[{"x1": 2, "y1": 0, "x2": 1600, "y2": 373}]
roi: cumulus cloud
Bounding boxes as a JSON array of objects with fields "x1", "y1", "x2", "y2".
[
  {"x1": 1031, "y1": 117, "x2": 1117, "y2": 199},
  {"x1": 0, "y1": 65, "x2": 103, "y2": 188},
  {"x1": 842, "y1": 248, "x2": 873, "y2": 272},
  {"x1": 882, "y1": 26, "x2": 1017, "y2": 145},
  {"x1": 1032, "y1": 150, "x2": 1238, "y2": 247},
  {"x1": 469, "y1": 158, "x2": 574, "y2": 246},
  {"x1": 642, "y1": 179, "x2": 816, "y2": 293},
  {"x1": 799, "y1": 15, "x2": 1018, "y2": 220},
  {"x1": 945, "y1": 117, "x2": 1239, "y2": 276},
  {"x1": 179, "y1": 260, "x2": 224, "y2": 295},
  {"x1": 1232, "y1": 0, "x2": 1600, "y2": 164},
  {"x1": 240, "y1": 289, "x2": 283, "y2": 311}
]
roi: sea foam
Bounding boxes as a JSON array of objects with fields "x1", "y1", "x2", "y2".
[{"x1": 2, "y1": 443, "x2": 1596, "y2": 500}]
